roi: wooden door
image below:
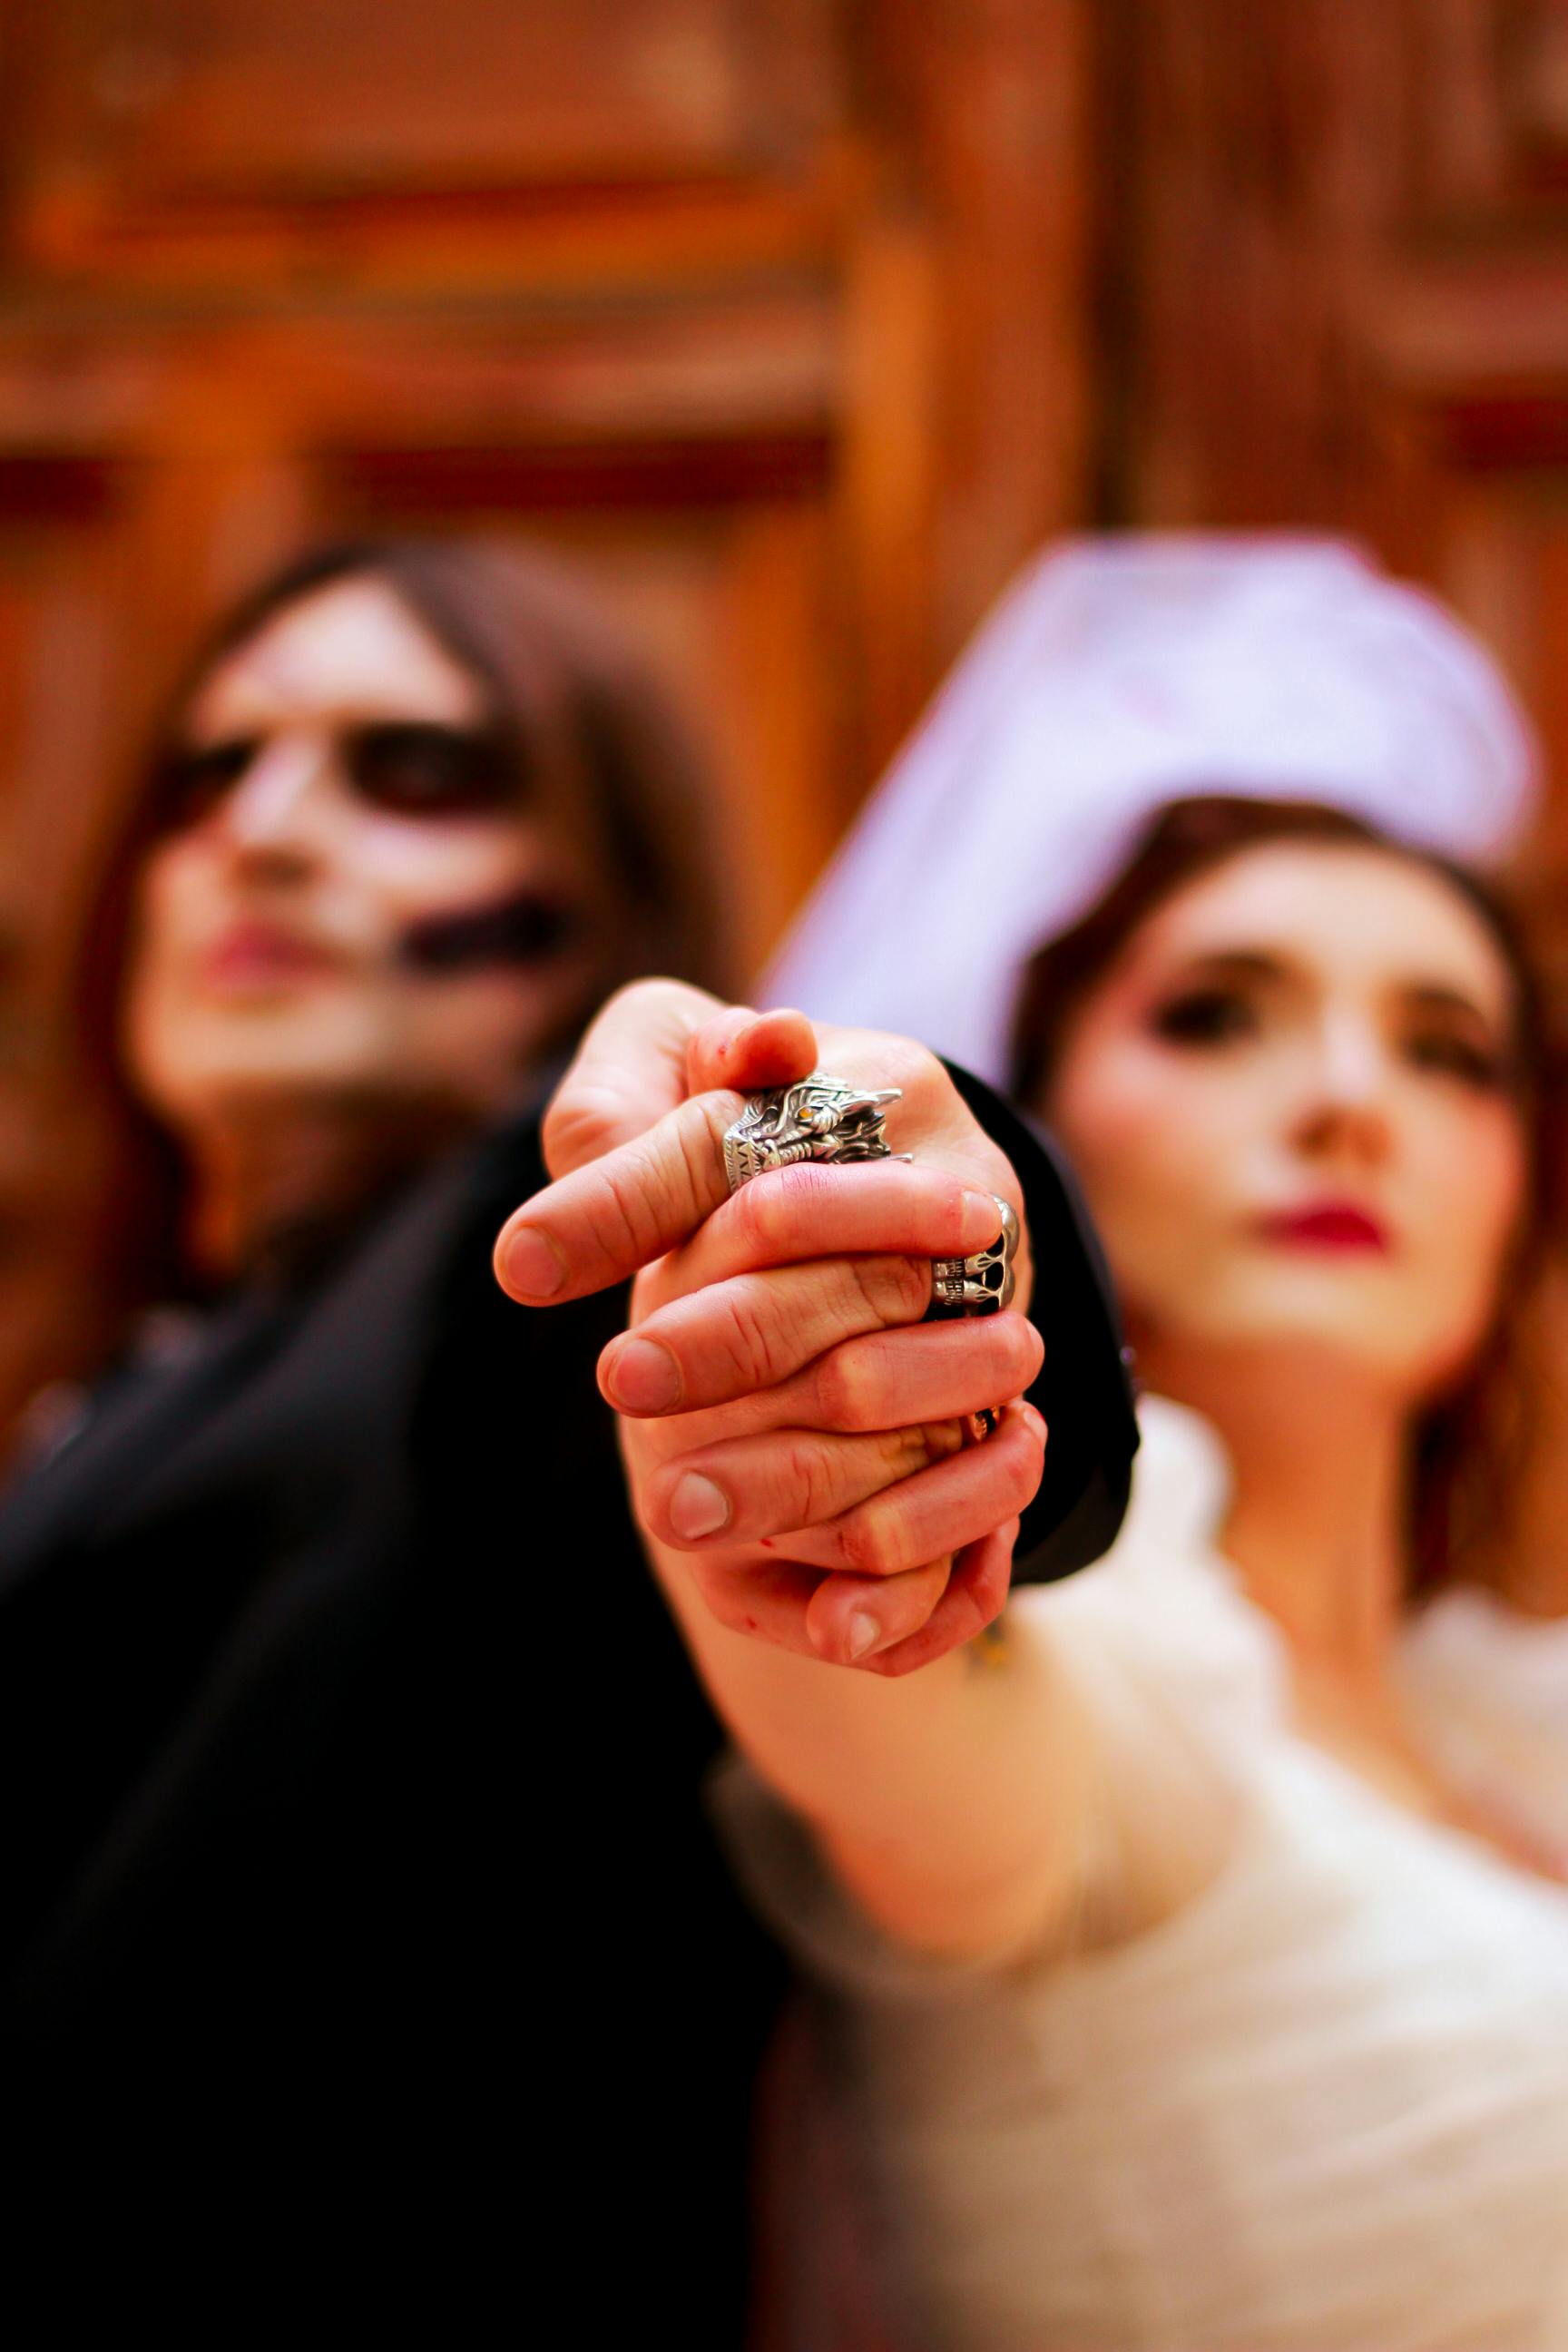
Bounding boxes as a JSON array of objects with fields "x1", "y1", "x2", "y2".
[
  {"x1": 0, "y1": 0, "x2": 1095, "y2": 1423},
  {"x1": 1097, "y1": 0, "x2": 1568, "y2": 1590},
  {"x1": 1098, "y1": 0, "x2": 1568, "y2": 926}
]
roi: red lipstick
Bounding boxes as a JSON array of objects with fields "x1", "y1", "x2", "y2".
[{"x1": 1256, "y1": 1201, "x2": 1390, "y2": 1253}]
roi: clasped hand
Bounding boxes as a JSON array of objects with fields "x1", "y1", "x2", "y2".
[{"x1": 495, "y1": 982, "x2": 1046, "y2": 1673}]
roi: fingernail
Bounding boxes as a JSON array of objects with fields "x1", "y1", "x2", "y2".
[
  {"x1": 669, "y1": 1473, "x2": 730, "y2": 1540},
  {"x1": 501, "y1": 1225, "x2": 564, "y2": 1300},
  {"x1": 606, "y1": 1336, "x2": 682, "y2": 1413},
  {"x1": 962, "y1": 1189, "x2": 1003, "y2": 1240},
  {"x1": 847, "y1": 1611, "x2": 882, "y2": 1661}
]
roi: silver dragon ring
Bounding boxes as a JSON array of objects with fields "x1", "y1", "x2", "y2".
[
  {"x1": 722, "y1": 1070, "x2": 904, "y2": 1193},
  {"x1": 928, "y1": 1196, "x2": 1019, "y2": 1320}
]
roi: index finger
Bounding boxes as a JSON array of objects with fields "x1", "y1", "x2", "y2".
[
  {"x1": 664, "y1": 1160, "x2": 1012, "y2": 1298},
  {"x1": 495, "y1": 1090, "x2": 740, "y2": 1303}
]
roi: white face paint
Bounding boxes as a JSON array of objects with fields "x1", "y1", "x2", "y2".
[
  {"x1": 1041, "y1": 843, "x2": 1529, "y2": 1409},
  {"x1": 124, "y1": 576, "x2": 598, "y2": 1134}
]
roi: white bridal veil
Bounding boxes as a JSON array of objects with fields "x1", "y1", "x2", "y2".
[{"x1": 765, "y1": 536, "x2": 1540, "y2": 1087}]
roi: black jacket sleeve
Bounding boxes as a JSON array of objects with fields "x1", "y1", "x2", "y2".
[{"x1": 941, "y1": 1062, "x2": 1139, "y2": 1586}]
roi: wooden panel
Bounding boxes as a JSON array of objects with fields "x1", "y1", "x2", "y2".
[
  {"x1": 1097, "y1": 0, "x2": 1413, "y2": 534},
  {"x1": 10, "y1": 0, "x2": 846, "y2": 219},
  {"x1": 1403, "y1": 0, "x2": 1568, "y2": 220},
  {"x1": 0, "y1": 465, "x2": 130, "y2": 1020},
  {"x1": 0, "y1": 0, "x2": 1098, "y2": 1437},
  {"x1": 0, "y1": 469, "x2": 146, "y2": 1437},
  {"x1": 1098, "y1": 0, "x2": 1568, "y2": 846},
  {"x1": 853, "y1": 0, "x2": 1093, "y2": 668}
]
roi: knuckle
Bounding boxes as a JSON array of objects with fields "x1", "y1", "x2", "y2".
[
  {"x1": 540, "y1": 1092, "x2": 618, "y2": 1181},
  {"x1": 604, "y1": 1109, "x2": 712, "y2": 1250},
  {"x1": 779, "y1": 1162, "x2": 840, "y2": 1229},
  {"x1": 604, "y1": 977, "x2": 664, "y2": 1020},
  {"x1": 725, "y1": 1179, "x2": 769, "y2": 1258},
  {"x1": 951, "y1": 1563, "x2": 1007, "y2": 1650},
  {"x1": 838, "y1": 1503, "x2": 911, "y2": 1578},
  {"x1": 782, "y1": 1433, "x2": 841, "y2": 1525},
  {"x1": 730, "y1": 1171, "x2": 789, "y2": 1259},
  {"x1": 597, "y1": 1154, "x2": 664, "y2": 1266},
  {"x1": 848, "y1": 1253, "x2": 928, "y2": 1329},
  {"x1": 690, "y1": 1562, "x2": 760, "y2": 1636},
  {"x1": 973, "y1": 1561, "x2": 1010, "y2": 1631},
  {"x1": 1003, "y1": 1436, "x2": 1046, "y2": 1511},
  {"x1": 875, "y1": 1034, "x2": 942, "y2": 1100},
  {"x1": 914, "y1": 1419, "x2": 965, "y2": 1469},
  {"x1": 716, "y1": 1282, "x2": 789, "y2": 1392},
  {"x1": 813, "y1": 1344, "x2": 877, "y2": 1431},
  {"x1": 671, "y1": 1102, "x2": 722, "y2": 1221},
  {"x1": 985, "y1": 1314, "x2": 1044, "y2": 1396},
  {"x1": 740, "y1": 1165, "x2": 835, "y2": 1261},
  {"x1": 1013, "y1": 1316, "x2": 1047, "y2": 1383}
]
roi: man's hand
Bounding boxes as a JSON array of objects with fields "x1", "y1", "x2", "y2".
[{"x1": 495, "y1": 981, "x2": 1046, "y2": 1673}]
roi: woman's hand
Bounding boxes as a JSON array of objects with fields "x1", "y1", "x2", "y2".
[{"x1": 495, "y1": 981, "x2": 1046, "y2": 1672}]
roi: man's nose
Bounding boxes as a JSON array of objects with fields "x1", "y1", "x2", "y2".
[{"x1": 213, "y1": 736, "x2": 332, "y2": 863}]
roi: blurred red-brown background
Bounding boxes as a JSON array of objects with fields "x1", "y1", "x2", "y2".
[{"x1": 5, "y1": 0, "x2": 1568, "y2": 1429}]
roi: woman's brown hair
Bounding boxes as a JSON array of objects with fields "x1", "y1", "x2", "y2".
[
  {"x1": 1012, "y1": 793, "x2": 1563, "y2": 1606},
  {"x1": 72, "y1": 533, "x2": 730, "y2": 1311}
]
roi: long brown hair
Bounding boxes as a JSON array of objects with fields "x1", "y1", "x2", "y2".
[
  {"x1": 1012, "y1": 794, "x2": 1563, "y2": 1605},
  {"x1": 72, "y1": 534, "x2": 730, "y2": 1311}
]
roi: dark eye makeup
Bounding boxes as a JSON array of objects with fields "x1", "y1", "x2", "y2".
[
  {"x1": 1148, "y1": 985, "x2": 1259, "y2": 1046},
  {"x1": 1146, "y1": 972, "x2": 1516, "y2": 1093},
  {"x1": 156, "y1": 738, "x2": 255, "y2": 825},
  {"x1": 154, "y1": 721, "x2": 517, "y2": 828},
  {"x1": 347, "y1": 722, "x2": 515, "y2": 816},
  {"x1": 1403, "y1": 1028, "x2": 1514, "y2": 1092}
]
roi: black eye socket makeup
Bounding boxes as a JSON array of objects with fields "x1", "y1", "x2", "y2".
[
  {"x1": 397, "y1": 891, "x2": 583, "y2": 974},
  {"x1": 154, "y1": 720, "x2": 518, "y2": 829}
]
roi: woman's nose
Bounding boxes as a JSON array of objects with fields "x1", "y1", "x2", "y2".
[{"x1": 1290, "y1": 1014, "x2": 1395, "y2": 1161}]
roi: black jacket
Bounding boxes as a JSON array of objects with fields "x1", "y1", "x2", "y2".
[{"x1": 0, "y1": 1076, "x2": 1134, "y2": 2332}]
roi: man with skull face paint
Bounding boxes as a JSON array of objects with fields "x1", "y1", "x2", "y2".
[{"x1": 0, "y1": 537, "x2": 1134, "y2": 2335}]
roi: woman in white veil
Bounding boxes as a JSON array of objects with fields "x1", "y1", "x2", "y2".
[
  {"x1": 767, "y1": 534, "x2": 1534, "y2": 1079},
  {"x1": 615, "y1": 535, "x2": 1568, "y2": 2348}
]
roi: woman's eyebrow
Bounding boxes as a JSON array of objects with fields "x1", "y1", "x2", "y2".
[
  {"x1": 1172, "y1": 953, "x2": 1505, "y2": 1026},
  {"x1": 1400, "y1": 979, "x2": 1505, "y2": 1030},
  {"x1": 1165, "y1": 946, "x2": 1289, "y2": 985}
]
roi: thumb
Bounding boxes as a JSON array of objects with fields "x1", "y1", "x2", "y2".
[
  {"x1": 684, "y1": 1004, "x2": 818, "y2": 1098},
  {"x1": 539, "y1": 979, "x2": 722, "y2": 1181}
]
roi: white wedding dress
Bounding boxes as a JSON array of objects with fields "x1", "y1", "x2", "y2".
[{"x1": 720, "y1": 1399, "x2": 1568, "y2": 2351}]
